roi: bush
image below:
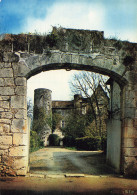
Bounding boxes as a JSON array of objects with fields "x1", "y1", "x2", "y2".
[
  {"x1": 30, "y1": 130, "x2": 44, "y2": 152},
  {"x1": 63, "y1": 136, "x2": 76, "y2": 147},
  {"x1": 75, "y1": 136, "x2": 101, "y2": 151},
  {"x1": 48, "y1": 134, "x2": 60, "y2": 146}
]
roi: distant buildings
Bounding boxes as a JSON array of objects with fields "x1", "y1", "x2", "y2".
[{"x1": 33, "y1": 85, "x2": 109, "y2": 146}]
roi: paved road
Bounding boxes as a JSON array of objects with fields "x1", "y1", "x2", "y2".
[{"x1": 29, "y1": 147, "x2": 115, "y2": 176}]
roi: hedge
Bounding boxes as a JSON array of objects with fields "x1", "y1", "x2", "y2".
[
  {"x1": 30, "y1": 130, "x2": 44, "y2": 152},
  {"x1": 62, "y1": 136, "x2": 76, "y2": 147},
  {"x1": 48, "y1": 134, "x2": 60, "y2": 146},
  {"x1": 75, "y1": 136, "x2": 101, "y2": 151}
]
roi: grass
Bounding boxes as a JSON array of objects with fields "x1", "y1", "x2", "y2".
[
  {"x1": 30, "y1": 146, "x2": 44, "y2": 153},
  {"x1": 65, "y1": 147, "x2": 77, "y2": 151}
]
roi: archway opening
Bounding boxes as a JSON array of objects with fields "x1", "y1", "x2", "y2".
[{"x1": 27, "y1": 65, "x2": 124, "y2": 176}]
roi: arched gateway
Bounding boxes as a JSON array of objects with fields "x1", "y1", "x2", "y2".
[{"x1": 0, "y1": 28, "x2": 136, "y2": 177}]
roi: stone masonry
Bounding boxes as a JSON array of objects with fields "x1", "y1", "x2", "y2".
[
  {"x1": 0, "y1": 27, "x2": 136, "y2": 177},
  {"x1": 33, "y1": 88, "x2": 52, "y2": 146}
]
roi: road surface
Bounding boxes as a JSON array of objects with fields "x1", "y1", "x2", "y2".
[{"x1": 29, "y1": 147, "x2": 115, "y2": 176}]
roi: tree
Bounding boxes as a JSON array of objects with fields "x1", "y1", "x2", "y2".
[
  {"x1": 27, "y1": 98, "x2": 33, "y2": 120},
  {"x1": 69, "y1": 71, "x2": 109, "y2": 137},
  {"x1": 63, "y1": 111, "x2": 87, "y2": 138}
]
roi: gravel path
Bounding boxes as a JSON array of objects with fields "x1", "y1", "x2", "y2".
[{"x1": 29, "y1": 147, "x2": 115, "y2": 176}]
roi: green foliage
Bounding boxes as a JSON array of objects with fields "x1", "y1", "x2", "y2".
[
  {"x1": 30, "y1": 130, "x2": 44, "y2": 152},
  {"x1": 65, "y1": 147, "x2": 76, "y2": 151},
  {"x1": 32, "y1": 106, "x2": 52, "y2": 133},
  {"x1": 123, "y1": 55, "x2": 135, "y2": 70},
  {"x1": 63, "y1": 112, "x2": 87, "y2": 139},
  {"x1": 52, "y1": 113, "x2": 62, "y2": 132},
  {"x1": 113, "y1": 40, "x2": 123, "y2": 50},
  {"x1": 63, "y1": 108, "x2": 95, "y2": 139},
  {"x1": 45, "y1": 33, "x2": 59, "y2": 47},
  {"x1": 75, "y1": 136, "x2": 101, "y2": 151},
  {"x1": 48, "y1": 134, "x2": 60, "y2": 146},
  {"x1": 63, "y1": 136, "x2": 76, "y2": 147}
]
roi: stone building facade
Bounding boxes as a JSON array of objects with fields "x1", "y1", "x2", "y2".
[
  {"x1": 52, "y1": 85, "x2": 109, "y2": 136},
  {"x1": 33, "y1": 85, "x2": 109, "y2": 145}
]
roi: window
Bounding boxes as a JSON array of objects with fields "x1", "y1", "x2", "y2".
[{"x1": 61, "y1": 120, "x2": 65, "y2": 128}]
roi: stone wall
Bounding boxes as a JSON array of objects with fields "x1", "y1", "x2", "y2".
[
  {"x1": 0, "y1": 28, "x2": 136, "y2": 177},
  {"x1": 0, "y1": 56, "x2": 28, "y2": 176},
  {"x1": 121, "y1": 64, "x2": 137, "y2": 177}
]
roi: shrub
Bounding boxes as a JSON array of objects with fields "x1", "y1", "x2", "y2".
[
  {"x1": 62, "y1": 136, "x2": 76, "y2": 147},
  {"x1": 30, "y1": 130, "x2": 44, "y2": 152},
  {"x1": 75, "y1": 136, "x2": 101, "y2": 151},
  {"x1": 48, "y1": 134, "x2": 60, "y2": 146}
]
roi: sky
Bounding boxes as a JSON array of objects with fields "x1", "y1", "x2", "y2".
[{"x1": 0, "y1": 0, "x2": 137, "y2": 101}]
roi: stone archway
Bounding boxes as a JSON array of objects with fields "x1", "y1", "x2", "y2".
[{"x1": 0, "y1": 28, "x2": 136, "y2": 177}]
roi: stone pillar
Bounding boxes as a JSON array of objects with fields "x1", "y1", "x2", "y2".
[
  {"x1": 0, "y1": 52, "x2": 28, "y2": 176},
  {"x1": 121, "y1": 68, "x2": 137, "y2": 177},
  {"x1": 33, "y1": 88, "x2": 52, "y2": 146},
  {"x1": 106, "y1": 81, "x2": 121, "y2": 173}
]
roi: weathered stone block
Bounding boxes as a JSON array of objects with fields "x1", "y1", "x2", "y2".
[
  {"x1": 0, "y1": 150, "x2": 8, "y2": 155},
  {"x1": 3, "y1": 52, "x2": 19, "y2": 63},
  {"x1": 124, "y1": 107, "x2": 136, "y2": 118},
  {"x1": 0, "y1": 96, "x2": 10, "y2": 101},
  {"x1": 11, "y1": 119, "x2": 27, "y2": 133},
  {"x1": 15, "y1": 109, "x2": 27, "y2": 119},
  {"x1": 16, "y1": 168, "x2": 27, "y2": 176},
  {"x1": 4, "y1": 78, "x2": 14, "y2": 86},
  {"x1": 4, "y1": 63, "x2": 12, "y2": 68},
  {"x1": 0, "y1": 87, "x2": 14, "y2": 95},
  {"x1": 0, "y1": 78, "x2": 4, "y2": 86},
  {"x1": 0, "y1": 119, "x2": 11, "y2": 124},
  {"x1": 85, "y1": 56, "x2": 93, "y2": 65},
  {"x1": 61, "y1": 53, "x2": 71, "y2": 63},
  {"x1": 123, "y1": 118, "x2": 134, "y2": 127},
  {"x1": 0, "y1": 145, "x2": 10, "y2": 150},
  {"x1": 123, "y1": 126, "x2": 137, "y2": 138},
  {"x1": 71, "y1": 54, "x2": 79, "y2": 64},
  {"x1": 9, "y1": 146, "x2": 27, "y2": 156},
  {"x1": 122, "y1": 138, "x2": 135, "y2": 147},
  {"x1": 12, "y1": 61, "x2": 30, "y2": 77},
  {"x1": 15, "y1": 77, "x2": 26, "y2": 86},
  {"x1": 13, "y1": 133, "x2": 27, "y2": 146},
  {"x1": 0, "y1": 68, "x2": 13, "y2": 78},
  {"x1": 0, "y1": 62, "x2": 11, "y2": 68},
  {"x1": 133, "y1": 119, "x2": 137, "y2": 128},
  {"x1": 11, "y1": 96, "x2": 26, "y2": 109},
  {"x1": 50, "y1": 52, "x2": 61, "y2": 63},
  {"x1": 12, "y1": 157, "x2": 28, "y2": 169},
  {"x1": 1, "y1": 124, "x2": 10, "y2": 133},
  {"x1": 0, "y1": 101, "x2": 9, "y2": 109},
  {"x1": 123, "y1": 148, "x2": 137, "y2": 157},
  {"x1": 1, "y1": 112, "x2": 12, "y2": 119},
  {"x1": 0, "y1": 135, "x2": 12, "y2": 145},
  {"x1": 15, "y1": 86, "x2": 26, "y2": 96},
  {"x1": 0, "y1": 126, "x2": 3, "y2": 133}
]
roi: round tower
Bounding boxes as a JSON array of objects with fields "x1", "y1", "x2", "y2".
[{"x1": 33, "y1": 88, "x2": 52, "y2": 146}]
